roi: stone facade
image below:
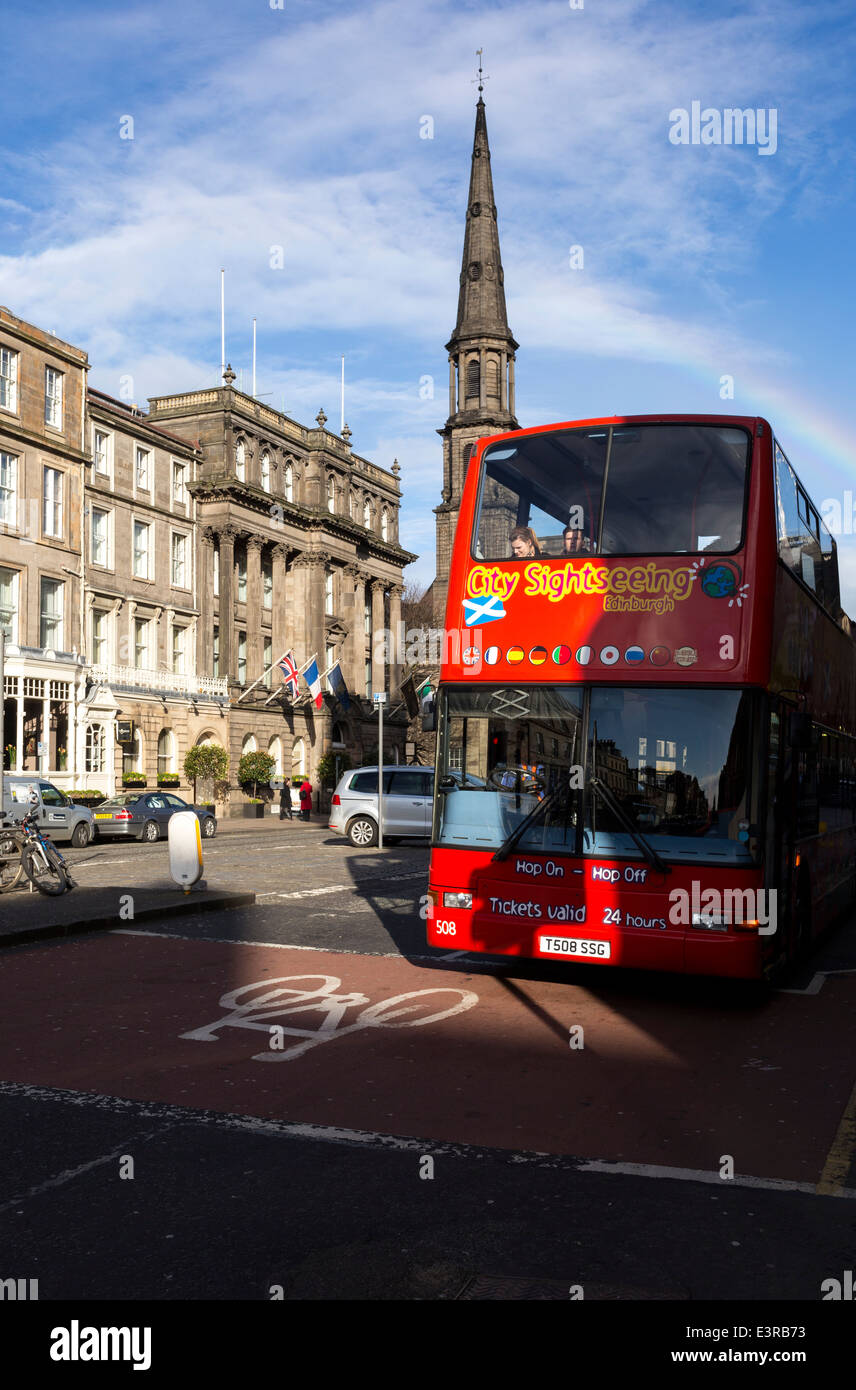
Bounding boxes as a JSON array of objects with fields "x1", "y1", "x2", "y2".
[{"x1": 1, "y1": 307, "x2": 89, "y2": 784}]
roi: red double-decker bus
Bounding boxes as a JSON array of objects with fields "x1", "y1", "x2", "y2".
[{"x1": 425, "y1": 415, "x2": 856, "y2": 979}]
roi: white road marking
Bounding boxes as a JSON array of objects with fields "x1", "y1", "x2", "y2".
[
  {"x1": 0, "y1": 1131, "x2": 168, "y2": 1217},
  {"x1": 776, "y1": 967, "x2": 856, "y2": 996},
  {"x1": 1, "y1": 1080, "x2": 852, "y2": 1199}
]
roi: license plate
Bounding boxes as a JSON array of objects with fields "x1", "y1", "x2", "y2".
[
  {"x1": 538, "y1": 935, "x2": 611, "y2": 959},
  {"x1": 94, "y1": 813, "x2": 112, "y2": 820}
]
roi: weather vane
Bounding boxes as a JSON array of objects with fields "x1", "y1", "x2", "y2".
[{"x1": 472, "y1": 48, "x2": 490, "y2": 94}]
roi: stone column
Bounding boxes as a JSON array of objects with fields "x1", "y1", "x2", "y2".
[
  {"x1": 246, "y1": 536, "x2": 263, "y2": 682},
  {"x1": 388, "y1": 584, "x2": 403, "y2": 698},
  {"x1": 198, "y1": 527, "x2": 215, "y2": 677},
  {"x1": 509, "y1": 354, "x2": 515, "y2": 415},
  {"x1": 448, "y1": 356, "x2": 456, "y2": 416},
  {"x1": 500, "y1": 349, "x2": 507, "y2": 410},
  {"x1": 271, "y1": 543, "x2": 289, "y2": 661},
  {"x1": 370, "y1": 578, "x2": 386, "y2": 697},
  {"x1": 217, "y1": 525, "x2": 237, "y2": 683}
]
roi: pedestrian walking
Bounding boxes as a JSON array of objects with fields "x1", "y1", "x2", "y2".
[
  {"x1": 299, "y1": 778, "x2": 312, "y2": 822},
  {"x1": 279, "y1": 783, "x2": 293, "y2": 820}
]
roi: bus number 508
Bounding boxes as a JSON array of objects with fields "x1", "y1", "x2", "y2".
[{"x1": 435, "y1": 921, "x2": 457, "y2": 935}]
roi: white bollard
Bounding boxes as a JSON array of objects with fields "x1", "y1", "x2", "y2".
[{"x1": 168, "y1": 810, "x2": 203, "y2": 893}]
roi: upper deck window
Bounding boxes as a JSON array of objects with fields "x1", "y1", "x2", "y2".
[
  {"x1": 474, "y1": 423, "x2": 750, "y2": 560},
  {"x1": 774, "y1": 441, "x2": 839, "y2": 614}
]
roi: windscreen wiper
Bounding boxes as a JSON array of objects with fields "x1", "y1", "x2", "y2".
[
  {"x1": 589, "y1": 777, "x2": 671, "y2": 875},
  {"x1": 492, "y1": 784, "x2": 565, "y2": 863}
]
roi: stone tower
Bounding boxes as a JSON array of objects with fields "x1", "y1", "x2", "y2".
[{"x1": 434, "y1": 91, "x2": 519, "y2": 623}]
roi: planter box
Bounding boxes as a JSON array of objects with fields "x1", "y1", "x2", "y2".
[{"x1": 242, "y1": 803, "x2": 265, "y2": 818}]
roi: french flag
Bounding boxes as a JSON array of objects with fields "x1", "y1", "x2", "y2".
[{"x1": 301, "y1": 655, "x2": 324, "y2": 708}]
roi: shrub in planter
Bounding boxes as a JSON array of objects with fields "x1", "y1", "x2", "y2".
[
  {"x1": 122, "y1": 773, "x2": 147, "y2": 787},
  {"x1": 238, "y1": 751, "x2": 276, "y2": 800},
  {"x1": 184, "y1": 743, "x2": 229, "y2": 804},
  {"x1": 157, "y1": 775, "x2": 180, "y2": 787},
  {"x1": 241, "y1": 797, "x2": 265, "y2": 818},
  {"x1": 316, "y1": 751, "x2": 352, "y2": 787},
  {"x1": 66, "y1": 789, "x2": 106, "y2": 807}
]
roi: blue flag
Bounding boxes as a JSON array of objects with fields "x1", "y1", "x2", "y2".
[{"x1": 327, "y1": 661, "x2": 351, "y2": 711}]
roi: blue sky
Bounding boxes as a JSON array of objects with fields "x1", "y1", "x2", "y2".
[{"x1": 2, "y1": 0, "x2": 856, "y2": 602}]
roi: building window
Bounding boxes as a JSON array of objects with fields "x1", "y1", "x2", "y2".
[
  {"x1": 213, "y1": 626, "x2": 219, "y2": 677},
  {"x1": 134, "y1": 616, "x2": 151, "y2": 669},
  {"x1": 284, "y1": 462, "x2": 294, "y2": 501},
  {"x1": 365, "y1": 657, "x2": 372, "y2": 698},
  {"x1": 40, "y1": 577, "x2": 63, "y2": 649},
  {"x1": 172, "y1": 460, "x2": 188, "y2": 504},
  {"x1": 213, "y1": 546, "x2": 219, "y2": 596},
  {"x1": 325, "y1": 644, "x2": 335, "y2": 690},
  {"x1": 262, "y1": 557, "x2": 272, "y2": 609},
  {"x1": 0, "y1": 567, "x2": 18, "y2": 641},
  {"x1": 448, "y1": 745, "x2": 463, "y2": 771},
  {"x1": 325, "y1": 569, "x2": 334, "y2": 615},
  {"x1": 381, "y1": 507, "x2": 389, "y2": 541},
  {"x1": 235, "y1": 439, "x2": 246, "y2": 481},
  {"x1": 241, "y1": 732, "x2": 257, "y2": 755},
  {"x1": 0, "y1": 452, "x2": 17, "y2": 526},
  {"x1": 135, "y1": 446, "x2": 151, "y2": 491},
  {"x1": 363, "y1": 498, "x2": 371, "y2": 529},
  {"x1": 171, "y1": 532, "x2": 188, "y2": 588},
  {"x1": 263, "y1": 637, "x2": 272, "y2": 688},
  {"x1": 91, "y1": 609, "x2": 108, "y2": 665},
  {"x1": 327, "y1": 475, "x2": 336, "y2": 513},
  {"x1": 0, "y1": 348, "x2": 18, "y2": 412},
  {"x1": 43, "y1": 467, "x2": 63, "y2": 537},
  {"x1": 261, "y1": 451, "x2": 271, "y2": 492},
  {"x1": 133, "y1": 520, "x2": 151, "y2": 578},
  {"x1": 364, "y1": 596, "x2": 371, "y2": 635},
  {"x1": 291, "y1": 737, "x2": 306, "y2": 778},
  {"x1": 157, "y1": 729, "x2": 176, "y2": 777},
  {"x1": 236, "y1": 548, "x2": 247, "y2": 602},
  {"x1": 268, "y1": 734, "x2": 282, "y2": 772},
  {"x1": 123, "y1": 729, "x2": 142, "y2": 777},
  {"x1": 85, "y1": 723, "x2": 105, "y2": 774},
  {"x1": 94, "y1": 429, "x2": 111, "y2": 475},
  {"x1": 466, "y1": 358, "x2": 480, "y2": 398},
  {"x1": 45, "y1": 367, "x2": 63, "y2": 428},
  {"x1": 237, "y1": 631, "x2": 247, "y2": 684},
  {"x1": 91, "y1": 507, "x2": 111, "y2": 567},
  {"x1": 172, "y1": 625, "x2": 186, "y2": 674}
]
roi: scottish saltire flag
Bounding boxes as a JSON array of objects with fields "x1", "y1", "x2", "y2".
[
  {"x1": 463, "y1": 595, "x2": 505, "y2": 627},
  {"x1": 327, "y1": 661, "x2": 351, "y2": 711},
  {"x1": 301, "y1": 655, "x2": 324, "y2": 708},
  {"x1": 277, "y1": 650, "x2": 300, "y2": 699}
]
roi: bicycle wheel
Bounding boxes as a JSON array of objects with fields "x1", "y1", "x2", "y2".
[
  {"x1": 22, "y1": 841, "x2": 69, "y2": 895},
  {"x1": 0, "y1": 832, "x2": 24, "y2": 892}
]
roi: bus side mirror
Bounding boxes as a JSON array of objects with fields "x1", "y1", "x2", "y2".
[
  {"x1": 789, "y1": 713, "x2": 813, "y2": 750},
  {"x1": 421, "y1": 694, "x2": 436, "y2": 733}
]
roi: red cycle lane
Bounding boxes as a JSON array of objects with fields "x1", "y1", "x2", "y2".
[{"x1": 0, "y1": 930, "x2": 853, "y2": 1186}]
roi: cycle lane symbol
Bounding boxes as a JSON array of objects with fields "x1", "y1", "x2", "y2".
[{"x1": 180, "y1": 974, "x2": 480, "y2": 1062}]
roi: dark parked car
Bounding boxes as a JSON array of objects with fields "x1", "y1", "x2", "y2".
[{"x1": 93, "y1": 792, "x2": 216, "y2": 842}]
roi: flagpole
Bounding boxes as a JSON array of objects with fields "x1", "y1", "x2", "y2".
[
  {"x1": 340, "y1": 356, "x2": 345, "y2": 433},
  {"x1": 220, "y1": 269, "x2": 225, "y2": 380},
  {"x1": 236, "y1": 649, "x2": 291, "y2": 702},
  {"x1": 252, "y1": 318, "x2": 257, "y2": 397}
]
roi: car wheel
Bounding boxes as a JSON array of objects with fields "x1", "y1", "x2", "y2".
[
  {"x1": 201, "y1": 817, "x2": 216, "y2": 838},
  {"x1": 347, "y1": 816, "x2": 378, "y2": 848},
  {"x1": 141, "y1": 820, "x2": 159, "y2": 843},
  {"x1": 70, "y1": 822, "x2": 90, "y2": 849}
]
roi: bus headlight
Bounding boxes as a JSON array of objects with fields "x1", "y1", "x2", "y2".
[
  {"x1": 444, "y1": 892, "x2": 472, "y2": 909},
  {"x1": 691, "y1": 913, "x2": 728, "y2": 932}
]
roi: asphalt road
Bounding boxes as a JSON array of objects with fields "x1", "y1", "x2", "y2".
[{"x1": 2, "y1": 826, "x2": 856, "y2": 1306}]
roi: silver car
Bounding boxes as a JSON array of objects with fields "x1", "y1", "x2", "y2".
[
  {"x1": 328, "y1": 765, "x2": 434, "y2": 847},
  {"x1": 93, "y1": 792, "x2": 216, "y2": 842}
]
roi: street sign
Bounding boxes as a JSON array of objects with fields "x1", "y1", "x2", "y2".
[
  {"x1": 405, "y1": 741, "x2": 416, "y2": 757},
  {"x1": 372, "y1": 692, "x2": 387, "y2": 704},
  {"x1": 116, "y1": 719, "x2": 135, "y2": 743}
]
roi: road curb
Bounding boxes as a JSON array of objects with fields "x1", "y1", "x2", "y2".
[{"x1": 0, "y1": 890, "x2": 257, "y2": 951}]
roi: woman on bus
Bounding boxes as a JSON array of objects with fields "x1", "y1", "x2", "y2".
[{"x1": 509, "y1": 526, "x2": 541, "y2": 559}]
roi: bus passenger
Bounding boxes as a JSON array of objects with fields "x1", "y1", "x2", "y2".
[
  {"x1": 563, "y1": 524, "x2": 591, "y2": 554},
  {"x1": 510, "y1": 526, "x2": 541, "y2": 558}
]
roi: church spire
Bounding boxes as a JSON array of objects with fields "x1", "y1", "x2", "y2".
[{"x1": 447, "y1": 94, "x2": 516, "y2": 353}]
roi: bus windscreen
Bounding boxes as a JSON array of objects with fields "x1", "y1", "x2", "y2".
[{"x1": 475, "y1": 423, "x2": 750, "y2": 560}]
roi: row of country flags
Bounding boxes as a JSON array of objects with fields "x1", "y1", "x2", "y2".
[{"x1": 273, "y1": 651, "x2": 351, "y2": 710}]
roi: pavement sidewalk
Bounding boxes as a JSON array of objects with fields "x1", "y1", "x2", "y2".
[{"x1": 0, "y1": 882, "x2": 256, "y2": 949}]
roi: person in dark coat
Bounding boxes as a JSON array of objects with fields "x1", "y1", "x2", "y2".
[
  {"x1": 279, "y1": 783, "x2": 292, "y2": 820},
  {"x1": 299, "y1": 779, "x2": 312, "y2": 821}
]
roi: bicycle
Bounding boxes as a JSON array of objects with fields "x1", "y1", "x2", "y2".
[
  {"x1": 0, "y1": 805, "x2": 76, "y2": 895},
  {"x1": 0, "y1": 822, "x2": 25, "y2": 892}
]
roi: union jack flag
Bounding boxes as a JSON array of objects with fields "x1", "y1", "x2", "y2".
[{"x1": 277, "y1": 650, "x2": 300, "y2": 699}]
